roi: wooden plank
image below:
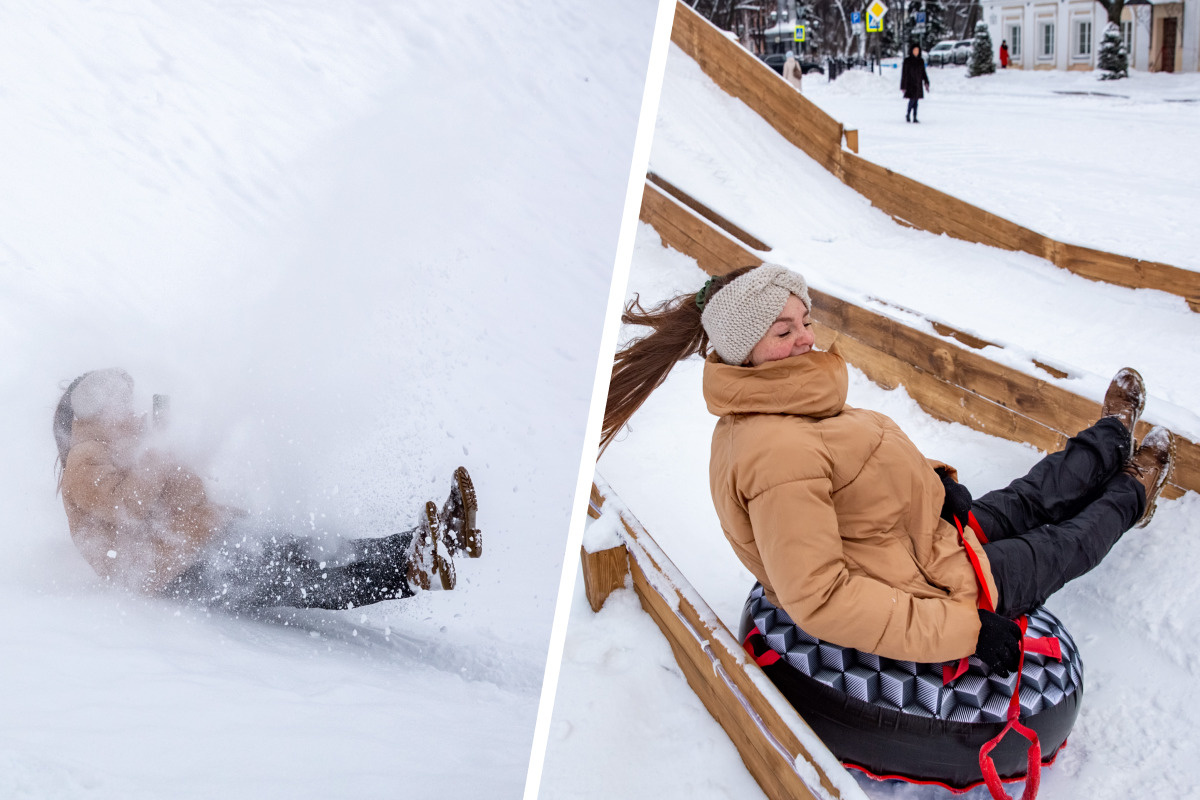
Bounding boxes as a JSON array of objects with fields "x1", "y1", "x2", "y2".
[
  {"x1": 671, "y1": 3, "x2": 844, "y2": 175},
  {"x1": 640, "y1": 186, "x2": 1197, "y2": 498},
  {"x1": 843, "y1": 129, "x2": 858, "y2": 153},
  {"x1": 627, "y1": 558, "x2": 826, "y2": 800},
  {"x1": 592, "y1": 480, "x2": 852, "y2": 800},
  {"x1": 814, "y1": 324, "x2": 1070, "y2": 454},
  {"x1": 647, "y1": 172, "x2": 770, "y2": 252},
  {"x1": 640, "y1": 182, "x2": 764, "y2": 274},
  {"x1": 580, "y1": 545, "x2": 630, "y2": 613},
  {"x1": 667, "y1": 2, "x2": 1200, "y2": 310}
]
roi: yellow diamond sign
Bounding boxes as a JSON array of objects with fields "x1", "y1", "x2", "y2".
[{"x1": 868, "y1": 0, "x2": 888, "y2": 19}]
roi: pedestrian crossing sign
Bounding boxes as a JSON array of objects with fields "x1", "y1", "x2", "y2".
[{"x1": 793, "y1": 25, "x2": 806, "y2": 42}]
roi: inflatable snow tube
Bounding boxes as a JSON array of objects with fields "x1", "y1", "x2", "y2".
[{"x1": 738, "y1": 584, "x2": 1083, "y2": 792}]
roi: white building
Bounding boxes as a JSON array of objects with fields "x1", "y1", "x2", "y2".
[{"x1": 980, "y1": 0, "x2": 1199, "y2": 71}]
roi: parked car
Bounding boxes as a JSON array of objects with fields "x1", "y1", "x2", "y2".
[
  {"x1": 927, "y1": 40, "x2": 955, "y2": 65},
  {"x1": 952, "y1": 39, "x2": 975, "y2": 64},
  {"x1": 760, "y1": 53, "x2": 826, "y2": 75}
]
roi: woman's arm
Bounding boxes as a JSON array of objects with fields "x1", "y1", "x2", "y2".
[
  {"x1": 750, "y1": 477, "x2": 980, "y2": 663},
  {"x1": 62, "y1": 442, "x2": 170, "y2": 526}
]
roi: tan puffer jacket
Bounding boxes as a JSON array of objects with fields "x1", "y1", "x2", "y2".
[
  {"x1": 61, "y1": 417, "x2": 226, "y2": 593},
  {"x1": 705, "y1": 350, "x2": 998, "y2": 663}
]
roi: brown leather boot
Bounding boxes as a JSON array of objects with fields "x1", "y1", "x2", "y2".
[
  {"x1": 406, "y1": 501, "x2": 456, "y2": 590},
  {"x1": 1122, "y1": 426, "x2": 1175, "y2": 528},
  {"x1": 1101, "y1": 367, "x2": 1145, "y2": 455},
  {"x1": 440, "y1": 466, "x2": 481, "y2": 559}
]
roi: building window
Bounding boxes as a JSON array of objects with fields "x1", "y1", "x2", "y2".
[
  {"x1": 1010, "y1": 25, "x2": 1022, "y2": 56},
  {"x1": 1075, "y1": 20, "x2": 1092, "y2": 56},
  {"x1": 1039, "y1": 22, "x2": 1055, "y2": 58},
  {"x1": 1121, "y1": 20, "x2": 1133, "y2": 54}
]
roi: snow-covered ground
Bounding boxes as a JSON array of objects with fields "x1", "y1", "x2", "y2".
[
  {"x1": 804, "y1": 59, "x2": 1200, "y2": 272},
  {"x1": 539, "y1": 43, "x2": 1200, "y2": 800},
  {"x1": 0, "y1": 2, "x2": 659, "y2": 798}
]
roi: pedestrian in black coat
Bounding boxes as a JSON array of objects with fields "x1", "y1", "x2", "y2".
[{"x1": 900, "y1": 44, "x2": 930, "y2": 122}]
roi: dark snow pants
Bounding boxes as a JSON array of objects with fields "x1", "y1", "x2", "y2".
[
  {"x1": 164, "y1": 528, "x2": 416, "y2": 611},
  {"x1": 906, "y1": 97, "x2": 920, "y2": 119},
  {"x1": 970, "y1": 417, "x2": 1145, "y2": 618}
]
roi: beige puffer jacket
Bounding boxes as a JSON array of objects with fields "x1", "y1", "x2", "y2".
[
  {"x1": 705, "y1": 350, "x2": 998, "y2": 663},
  {"x1": 61, "y1": 417, "x2": 226, "y2": 593}
]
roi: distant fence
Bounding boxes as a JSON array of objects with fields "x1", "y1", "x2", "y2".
[{"x1": 670, "y1": 1, "x2": 1200, "y2": 311}]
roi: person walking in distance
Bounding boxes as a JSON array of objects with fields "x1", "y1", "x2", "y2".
[{"x1": 901, "y1": 44, "x2": 930, "y2": 122}]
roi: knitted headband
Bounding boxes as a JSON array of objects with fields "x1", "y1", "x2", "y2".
[
  {"x1": 699, "y1": 264, "x2": 811, "y2": 365},
  {"x1": 71, "y1": 368, "x2": 135, "y2": 420}
]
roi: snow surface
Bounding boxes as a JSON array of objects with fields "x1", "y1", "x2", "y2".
[
  {"x1": 803, "y1": 59, "x2": 1200, "y2": 273},
  {"x1": 648, "y1": 44, "x2": 1200, "y2": 440},
  {"x1": 0, "y1": 2, "x2": 659, "y2": 798},
  {"x1": 540, "y1": 45, "x2": 1200, "y2": 800}
]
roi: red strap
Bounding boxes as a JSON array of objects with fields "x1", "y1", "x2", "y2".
[
  {"x1": 955, "y1": 513, "x2": 996, "y2": 612},
  {"x1": 979, "y1": 616, "x2": 1043, "y2": 800},
  {"x1": 968, "y1": 509, "x2": 990, "y2": 544},
  {"x1": 742, "y1": 630, "x2": 782, "y2": 667},
  {"x1": 1023, "y1": 636, "x2": 1062, "y2": 660},
  {"x1": 943, "y1": 657, "x2": 970, "y2": 684},
  {"x1": 754, "y1": 648, "x2": 781, "y2": 667}
]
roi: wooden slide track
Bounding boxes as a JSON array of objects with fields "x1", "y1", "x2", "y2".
[
  {"x1": 583, "y1": 477, "x2": 867, "y2": 800},
  {"x1": 580, "y1": 8, "x2": 1199, "y2": 797},
  {"x1": 669, "y1": 2, "x2": 1200, "y2": 312}
]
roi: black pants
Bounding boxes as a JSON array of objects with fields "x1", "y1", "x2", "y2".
[
  {"x1": 971, "y1": 417, "x2": 1144, "y2": 618},
  {"x1": 164, "y1": 526, "x2": 416, "y2": 611},
  {"x1": 906, "y1": 97, "x2": 919, "y2": 119}
]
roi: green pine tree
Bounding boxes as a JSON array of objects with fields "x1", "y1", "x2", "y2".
[
  {"x1": 1097, "y1": 22, "x2": 1129, "y2": 79},
  {"x1": 968, "y1": 20, "x2": 996, "y2": 76}
]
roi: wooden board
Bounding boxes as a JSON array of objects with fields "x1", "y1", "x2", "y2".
[
  {"x1": 585, "y1": 479, "x2": 855, "y2": 800},
  {"x1": 669, "y1": 1, "x2": 1200, "y2": 312},
  {"x1": 640, "y1": 175, "x2": 1196, "y2": 498},
  {"x1": 647, "y1": 172, "x2": 770, "y2": 252},
  {"x1": 640, "y1": 181, "x2": 764, "y2": 274}
]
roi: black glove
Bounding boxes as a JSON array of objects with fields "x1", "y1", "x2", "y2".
[
  {"x1": 936, "y1": 466, "x2": 972, "y2": 527},
  {"x1": 974, "y1": 610, "x2": 1022, "y2": 676}
]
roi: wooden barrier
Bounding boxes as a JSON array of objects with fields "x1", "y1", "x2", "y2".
[
  {"x1": 669, "y1": 1, "x2": 1200, "y2": 312},
  {"x1": 639, "y1": 177, "x2": 1196, "y2": 499},
  {"x1": 582, "y1": 478, "x2": 863, "y2": 800}
]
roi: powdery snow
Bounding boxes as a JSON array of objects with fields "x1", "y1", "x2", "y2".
[{"x1": 0, "y1": 1, "x2": 658, "y2": 798}]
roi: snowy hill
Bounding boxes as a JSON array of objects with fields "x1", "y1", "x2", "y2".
[
  {"x1": 540, "y1": 43, "x2": 1200, "y2": 800},
  {"x1": 0, "y1": 2, "x2": 659, "y2": 797}
]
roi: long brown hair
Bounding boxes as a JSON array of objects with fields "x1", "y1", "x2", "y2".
[
  {"x1": 600, "y1": 266, "x2": 756, "y2": 453},
  {"x1": 53, "y1": 373, "x2": 90, "y2": 493}
]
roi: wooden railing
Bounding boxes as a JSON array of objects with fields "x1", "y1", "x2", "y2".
[
  {"x1": 582, "y1": 477, "x2": 866, "y2": 800},
  {"x1": 639, "y1": 179, "x2": 1197, "y2": 498},
  {"x1": 669, "y1": 1, "x2": 1200, "y2": 311}
]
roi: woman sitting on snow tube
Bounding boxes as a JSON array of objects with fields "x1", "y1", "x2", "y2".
[
  {"x1": 601, "y1": 264, "x2": 1175, "y2": 790},
  {"x1": 54, "y1": 368, "x2": 481, "y2": 611}
]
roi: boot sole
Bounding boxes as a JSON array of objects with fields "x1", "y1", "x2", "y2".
[
  {"x1": 1136, "y1": 433, "x2": 1176, "y2": 529},
  {"x1": 1105, "y1": 367, "x2": 1146, "y2": 455},
  {"x1": 426, "y1": 501, "x2": 456, "y2": 590},
  {"x1": 443, "y1": 466, "x2": 482, "y2": 559}
]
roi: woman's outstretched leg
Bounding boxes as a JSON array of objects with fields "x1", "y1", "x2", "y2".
[
  {"x1": 971, "y1": 369, "x2": 1145, "y2": 541},
  {"x1": 983, "y1": 427, "x2": 1173, "y2": 618},
  {"x1": 166, "y1": 506, "x2": 448, "y2": 611},
  {"x1": 971, "y1": 416, "x2": 1131, "y2": 541},
  {"x1": 166, "y1": 528, "x2": 419, "y2": 611}
]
